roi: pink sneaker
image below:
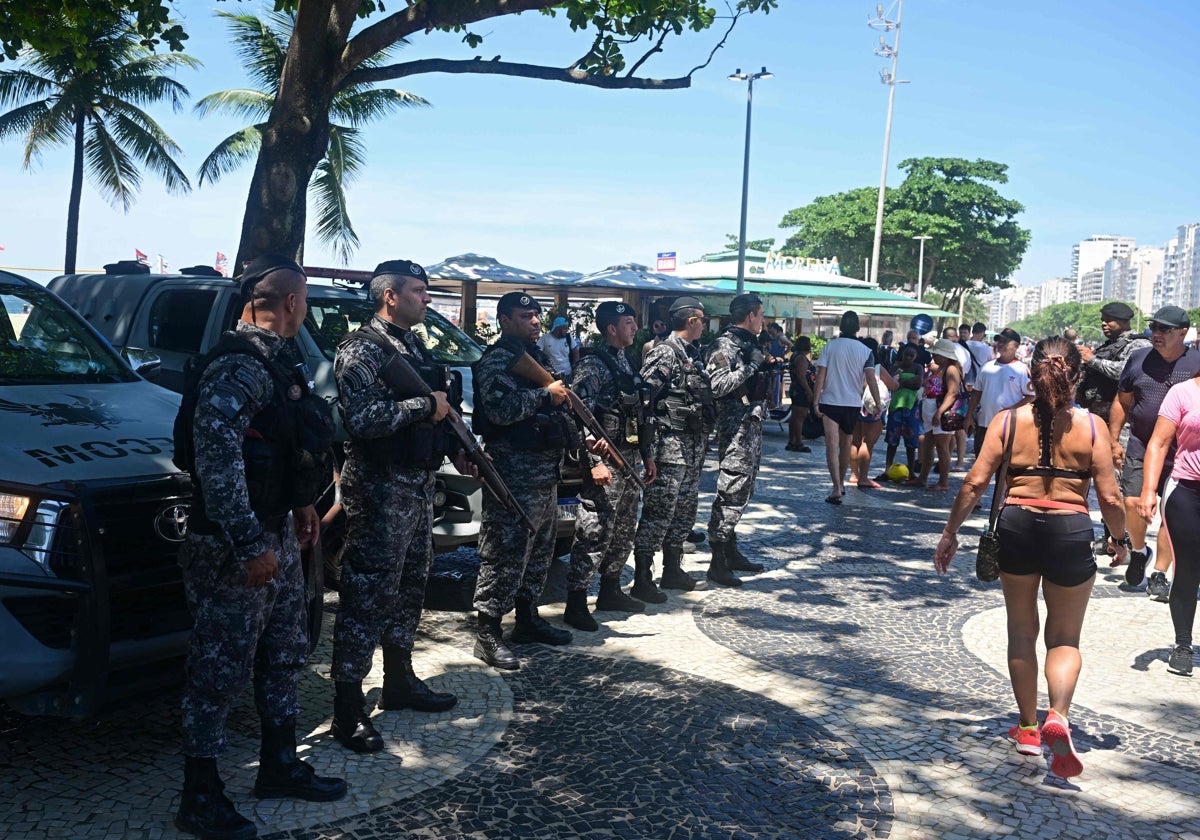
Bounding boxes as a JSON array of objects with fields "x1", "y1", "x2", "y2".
[
  {"x1": 1008, "y1": 723, "x2": 1042, "y2": 756},
  {"x1": 1041, "y1": 710, "x2": 1083, "y2": 778}
]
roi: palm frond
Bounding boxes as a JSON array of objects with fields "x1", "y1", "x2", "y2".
[
  {"x1": 193, "y1": 89, "x2": 274, "y2": 121},
  {"x1": 324, "y1": 126, "x2": 367, "y2": 185},
  {"x1": 196, "y1": 125, "x2": 264, "y2": 186},
  {"x1": 22, "y1": 97, "x2": 77, "y2": 166},
  {"x1": 105, "y1": 73, "x2": 193, "y2": 113},
  {"x1": 309, "y1": 158, "x2": 359, "y2": 265},
  {"x1": 214, "y1": 9, "x2": 289, "y2": 92},
  {"x1": 84, "y1": 119, "x2": 141, "y2": 211},
  {"x1": 0, "y1": 69, "x2": 58, "y2": 109},
  {"x1": 0, "y1": 100, "x2": 49, "y2": 146},
  {"x1": 106, "y1": 109, "x2": 191, "y2": 194},
  {"x1": 330, "y1": 87, "x2": 430, "y2": 125}
]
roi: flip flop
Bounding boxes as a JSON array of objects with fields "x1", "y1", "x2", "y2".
[
  {"x1": 856, "y1": 481, "x2": 883, "y2": 489},
  {"x1": 824, "y1": 494, "x2": 843, "y2": 505}
]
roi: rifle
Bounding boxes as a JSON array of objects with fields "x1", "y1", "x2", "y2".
[
  {"x1": 509, "y1": 352, "x2": 645, "y2": 490},
  {"x1": 375, "y1": 351, "x2": 536, "y2": 533}
]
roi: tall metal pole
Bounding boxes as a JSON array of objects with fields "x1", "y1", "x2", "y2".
[
  {"x1": 736, "y1": 75, "x2": 755, "y2": 295},
  {"x1": 914, "y1": 234, "x2": 931, "y2": 301},
  {"x1": 869, "y1": 0, "x2": 904, "y2": 286}
]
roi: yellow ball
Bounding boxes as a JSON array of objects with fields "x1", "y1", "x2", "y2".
[{"x1": 886, "y1": 464, "x2": 910, "y2": 483}]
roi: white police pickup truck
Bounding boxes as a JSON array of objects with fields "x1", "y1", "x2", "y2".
[{"x1": 0, "y1": 269, "x2": 197, "y2": 716}]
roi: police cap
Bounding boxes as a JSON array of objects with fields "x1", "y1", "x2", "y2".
[
  {"x1": 596, "y1": 300, "x2": 635, "y2": 331},
  {"x1": 373, "y1": 259, "x2": 428, "y2": 284},
  {"x1": 668, "y1": 296, "x2": 705, "y2": 315},
  {"x1": 238, "y1": 254, "x2": 305, "y2": 301},
  {"x1": 497, "y1": 291, "x2": 542, "y2": 316},
  {"x1": 1100, "y1": 301, "x2": 1135, "y2": 321}
]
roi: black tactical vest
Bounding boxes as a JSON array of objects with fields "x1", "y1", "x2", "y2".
[
  {"x1": 472, "y1": 338, "x2": 580, "y2": 451},
  {"x1": 579, "y1": 345, "x2": 647, "y2": 444},
  {"x1": 711, "y1": 326, "x2": 769, "y2": 402}
]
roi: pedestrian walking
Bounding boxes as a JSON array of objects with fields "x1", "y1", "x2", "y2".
[
  {"x1": 878, "y1": 344, "x2": 924, "y2": 480},
  {"x1": 1110, "y1": 307, "x2": 1200, "y2": 589},
  {"x1": 563, "y1": 302, "x2": 658, "y2": 631},
  {"x1": 329, "y1": 260, "x2": 463, "y2": 755},
  {"x1": 786, "y1": 335, "x2": 814, "y2": 452},
  {"x1": 705, "y1": 294, "x2": 779, "y2": 580},
  {"x1": 471, "y1": 292, "x2": 578, "y2": 670},
  {"x1": 813, "y1": 311, "x2": 881, "y2": 504},
  {"x1": 633, "y1": 297, "x2": 716, "y2": 592},
  {"x1": 1076, "y1": 302, "x2": 1149, "y2": 422},
  {"x1": 909, "y1": 339, "x2": 963, "y2": 492},
  {"x1": 966, "y1": 328, "x2": 1032, "y2": 457},
  {"x1": 934, "y1": 337, "x2": 1128, "y2": 778},
  {"x1": 173, "y1": 255, "x2": 345, "y2": 840}
]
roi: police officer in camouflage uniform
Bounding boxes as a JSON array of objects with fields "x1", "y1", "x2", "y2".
[
  {"x1": 472, "y1": 292, "x2": 577, "y2": 669},
  {"x1": 329, "y1": 260, "x2": 464, "y2": 754},
  {"x1": 175, "y1": 255, "x2": 345, "y2": 840},
  {"x1": 563, "y1": 301, "x2": 658, "y2": 631},
  {"x1": 705, "y1": 293, "x2": 780, "y2": 584},
  {"x1": 632, "y1": 296, "x2": 712, "y2": 598}
]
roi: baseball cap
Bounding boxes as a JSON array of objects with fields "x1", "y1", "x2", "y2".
[
  {"x1": 995, "y1": 327, "x2": 1021, "y2": 344},
  {"x1": 372, "y1": 259, "x2": 428, "y2": 283},
  {"x1": 1150, "y1": 305, "x2": 1189, "y2": 329},
  {"x1": 551, "y1": 316, "x2": 568, "y2": 329},
  {"x1": 1100, "y1": 301, "x2": 1135, "y2": 321},
  {"x1": 668, "y1": 296, "x2": 705, "y2": 315},
  {"x1": 497, "y1": 291, "x2": 542, "y2": 316}
]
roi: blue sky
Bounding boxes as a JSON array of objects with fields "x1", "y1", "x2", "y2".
[{"x1": 1, "y1": 0, "x2": 1197, "y2": 287}]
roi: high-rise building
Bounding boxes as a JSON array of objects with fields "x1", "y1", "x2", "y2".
[
  {"x1": 1079, "y1": 268, "x2": 1105, "y2": 304},
  {"x1": 1170, "y1": 224, "x2": 1200, "y2": 309},
  {"x1": 1071, "y1": 235, "x2": 1136, "y2": 286}
]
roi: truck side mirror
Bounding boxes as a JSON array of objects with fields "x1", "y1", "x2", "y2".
[{"x1": 123, "y1": 347, "x2": 162, "y2": 382}]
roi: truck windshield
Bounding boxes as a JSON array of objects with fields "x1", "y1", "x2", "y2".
[
  {"x1": 307, "y1": 293, "x2": 483, "y2": 365},
  {"x1": 0, "y1": 283, "x2": 134, "y2": 384}
]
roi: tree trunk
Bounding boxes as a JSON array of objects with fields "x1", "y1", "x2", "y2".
[
  {"x1": 235, "y1": 0, "x2": 349, "y2": 266},
  {"x1": 64, "y1": 109, "x2": 85, "y2": 274}
]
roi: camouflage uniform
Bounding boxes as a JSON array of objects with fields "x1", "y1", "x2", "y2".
[
  {"x1": 634, "y1": 334, "x2": 709, "y2": 556},
  {"x1": 705, "y1": 327, "x2": 767, "y2": 543},
  {"x1": 180, "y1": 322, "x2": 308, "y2": 758},
  {"x1": 332, "y1": 315, "x2": 442, "y2": 682},
  {"x1": 566, "y1": 346, "x2": 651, "y2": 590},
  {"x1": 473, "y1": 341, "x2": 570, "y2": 616}
]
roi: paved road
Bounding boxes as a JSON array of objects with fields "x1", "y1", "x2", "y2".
[{"x1": 3, "y1": 424, "x2": 1198, "y2": 839}]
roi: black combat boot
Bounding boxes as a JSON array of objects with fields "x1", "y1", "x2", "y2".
[
  {"x1": 563, "y1": 589, "x2": 599, "y2": 631},
  {"x1": 474, "y1": 612, "x2": 520, "y2": 670},
  {"x1": 176, "y1": 755, "x2": 257, "y2": 840},
  {"x1": 726, "y1": 533, "x2": 765, "y2": 573},
  {"x1": 330, "y1": 681, "x2": 385, "y2": 754},
  {"x1": 510, "y1": 598, "x2": 573, "y2": 646},
  {"x1": 706, "y1": 542, "x2": 743, "y2": 587},
  {"x1": 595, "y1": 574, "x2": 648, "y2": 611},
  {"x1": 659, "y1": 544, "x2": 699, "y2": 591},
  {"x1": 378, "y1": 646, "x2": 458, "y2": 713},
  {"x1": 629, "y1": 553, "x2": 668, "y2": 603},
  {"x1": 253, "y1": 719, "x2": 347, "y2": 801}
]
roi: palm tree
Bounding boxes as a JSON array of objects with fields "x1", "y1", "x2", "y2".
[
  {"x1": 196, "y1": 10, "x2": 429, "y2": 264},
  {"x1": 0, "y1": 17, "x2": 198, "y2": 273}
]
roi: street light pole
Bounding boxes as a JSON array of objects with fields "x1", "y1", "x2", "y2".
[
  {"x1": 913, "y1": 234, "x2": 931, "y2": 301},
  {"x1": 730, "y1": 67, "x2": 773, "y2": 295},
  {"x1": 868, "y1": 1, "x2": 907, "y2": 286}
]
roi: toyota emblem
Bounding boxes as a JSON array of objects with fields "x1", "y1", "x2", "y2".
[{"x1": 154, "y1": 504, "x2": 189, "y2": 542}]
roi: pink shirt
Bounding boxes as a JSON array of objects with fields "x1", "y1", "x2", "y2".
[{"x1": 1159, "y1": 379, "x2": 1200, "y2": 481}]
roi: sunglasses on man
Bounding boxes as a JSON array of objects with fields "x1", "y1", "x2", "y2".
[{"x1": 1149, "y1": 322, "x2": 1182, "y2": 333}]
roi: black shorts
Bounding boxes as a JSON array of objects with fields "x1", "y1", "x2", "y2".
[
  {"x1": 819, "y1": 403, "x2": 860, "y2": 436},
  {"x1": 995, "y1": 506, "x2": 1096, "y2": 587}
]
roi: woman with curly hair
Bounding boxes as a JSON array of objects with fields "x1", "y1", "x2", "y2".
[{"x1": 933, "y1": 337, "x2": 1128, "y2": 778}]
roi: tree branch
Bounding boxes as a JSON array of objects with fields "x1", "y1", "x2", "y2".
[
  {"x1": 342, "y1": 0, "x2": 561, "y2": 77},
  {"x1": 625, "y1": 28, "x2": 671, "y2": 77},
  {"x1": 688, "y1": 5, "x2": 743, "y2": 76},
  {"x1": 340, "y1": 58, "x2": 691, "y2": 91}
]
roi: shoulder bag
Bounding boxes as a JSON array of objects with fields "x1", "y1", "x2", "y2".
[{"x1": 976, "y1": 410, "x2": 1016, "y2": 582}]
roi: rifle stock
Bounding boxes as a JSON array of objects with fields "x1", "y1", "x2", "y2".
[
  {"x1": 509, "y1": 352, "x2": 645, "y2": 490},
  {"x1": 376, "y1": 353, "x2": 536, "y2": 533}
]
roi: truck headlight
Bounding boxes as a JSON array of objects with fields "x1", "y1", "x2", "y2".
[{"x1": 0, "y1": 493, "x2": 31, "y2": 542}]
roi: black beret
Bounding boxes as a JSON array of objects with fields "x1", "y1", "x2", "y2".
[
  {"x1": 497, "y1": 291, "x2": 542, "y2": 316},
  {"x1": 238, "y1": 254, "x2": 304, "y2": 300},
  {"x1": 596, "y1": 301, "x2": 636, "y2": 330},
  {"x1": 1100, "y1": 301, "x2": 1135, "y2": 321},
  {"x1": 730, "y1": 293, "x2": 763, "y2": 321},
  {"x1": 668, "y1": 296, "x2": 705, "y2": 315},
  {"x1": 372, "y1": 259, "x2": 428, "y2": 283}
]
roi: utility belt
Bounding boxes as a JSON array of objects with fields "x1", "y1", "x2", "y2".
[
  {"x1": 358, "y1": 421, "x2": 457, "y2": 470},
  {"x1": 186, "y1": 496, "x2": 289, "y2": 538},
  {"x1": 659, "y1": 398, "x2": 711, "y2": 434},
  {"x1": 484, "y1": 408, "x2": 580, "y2": 452}
]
